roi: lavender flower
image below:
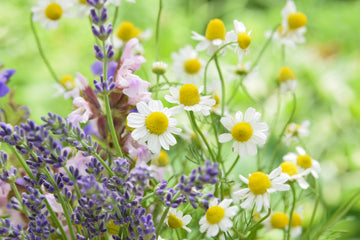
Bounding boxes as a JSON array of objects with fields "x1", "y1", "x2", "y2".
[
  {"x1": 0, "y1": 219, "x2": 24, "y2": 240},
  {"x1": 0, "y1": 68, "x2": 16, "y2": 98}
]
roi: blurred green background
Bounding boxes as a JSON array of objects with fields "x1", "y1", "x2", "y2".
[{"x1": 1, "y1": 0, "x2": 360, "y2": 239}]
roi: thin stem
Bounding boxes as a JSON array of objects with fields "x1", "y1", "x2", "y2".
[
  {"x1": 10, "y1": 145, "x2": 34, "y2": 179},
  {"x1": 225, "y1": 155, "x2": 240, "y2": 178},
  {"x1": 30, "y1": 13, "x2": 59, "y2": 83},
  {"x1": 10, "y1": 182, "x2": 28, "y2": 216},
  {"x1": 155, "y1": 74, "x2": 160, "y2": 99},
  {"x1": 247, "y1": 208, "x2": 271, "y2": 233},
  {"x1": 287, "y1": 183, "x2": 296, "y2": 240},
  {"x1": 175, "y1": 229, "x2": 181, "y2": 240},
  {"x1": 155, "y1": 0, "x2": 163, "y2": 61},
  {"x1": 214, "y1": 55, "x2": 225, "y2": 117},
  {"x1": 112, "y1": 6, "x2": 119, "y2": 29},
  {"x1": 269, "y1": 93, "x2": 296, "y2": 170},
  {"x1": 188, "y1": 111, "x2": 216, "y2": 162},
  {"x1": 155, "y1": 192, "x2": 180, "y2": 236},
  {"x1": 44, "y1": 168, "x2": 76, "y2": 240},
  {"x1": 308, "y1": 179, "x2": 319, "y2": 230}
]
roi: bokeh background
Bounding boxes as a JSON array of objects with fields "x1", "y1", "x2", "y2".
[{"x1": 1, "y1": 0, "x2": 360, "y2": 239}]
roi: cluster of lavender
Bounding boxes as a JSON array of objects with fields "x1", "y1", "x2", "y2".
[{"x1": 156, "y1": 160, "x2": 219, "y2": 209}]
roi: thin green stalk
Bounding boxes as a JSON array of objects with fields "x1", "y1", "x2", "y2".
[
  {"x1": 286, "y1": 183, "x2": 296, "y2": 240},
  {"x1": 112, "y1": 6, "x2": 119, "y2": 29},
  {"x1": 188, "y1": 111, "x2": 216, "y2": 162},
  {"x1": 269, "y1": 93, "x2": 296, "y2": 171},
  {"x1": 225, "y1": 155, "x2": 240, "y2": 177},
  {"x1": 175, "y1": 229, "x2": 181, "y2": 240},
  {"x1": 155, "y1": 0, "x2": 163, "y2": 61},
  {"x1": 10, "y1": 182, "x2": 28, "y2": 216},
  {"x1": 30, "y1": 13, "x2": 59, "y2": 83},
  {"x1": 155, "y1": 74, "x2": 160, "y2": 99},
  {"x1": 161, "y1": 74, "x2": 171, "y2": 84},
  {"x1": 247, "y1": 208, "x2": 271, "y2": 233},
  {"x1": 10, "y1": 145, "x2": 34, "y2": 179},
  {"x1": 307, "y1": 179, "x2": 319, "y2": 233},
  {"x1": 44, "y1": 168, "x2": 76, "y2": 240},
  {"x1": 214, "y1": 55, "x2": 225, "y2": 117},
  {"x1": 155, "y1": 192, "x2": 180, "y2": 236}
]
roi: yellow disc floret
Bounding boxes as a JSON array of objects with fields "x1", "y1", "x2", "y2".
[
  {"x1": 153, "y1": 150, "x2": 169, "y2": 167},
  {"x1": 116, "y1": 21, "x2": 140, "y2": 42},
  {"x1": 271, "y1": 212, "x2": 289, "y2": 229},
  {"x1": 60, "y1": 75, "x2": 76, "y2": 90},
  {"x1": 248, "y1": 172, "x2": 271, "y2": 195},
  {"x1": 291, "y1": 213, "x2": 302, "y2": 227},
  {"x1": 280, "y1": 162, "x2": 299, "y2": 176},
  {"x1": 297, "y1": 154, "x2": 312, "y2": 169},
  {"x1": 288, "y1": 12, "x2": 307, "y2": 30},
  {"x1": 168, "y1": 213, "x2": 183, "y2": 229},
  {"x1": 145, "y1": 112, "x2": 169, "y2": 135},
  {"x1": 45, "y1": 3, "x2": 63, "y2": 21},
  {"x1": 206, "y1": 205, "x2": 225, "y2": 224},
  {"x1": 278, "y1": 66, "x2": 296, "y2": 83},
  {"x1": 231, "y1": 122, "x2": 253, "y2": 142},
  {"x1": 179, "y1": 84, "x2": 201, "y2": 106},
  {"x1": 184, "y1": 59, "x2": 201, "y2": 74},
  {"x1": 205, "y1": 18, "x2": 226, "y2": 40},
  {"x1": 237, "y1": 32, "x2": 251, "y2": 49}
]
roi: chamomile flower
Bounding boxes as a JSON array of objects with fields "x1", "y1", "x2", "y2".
[
  {"x1": 226, "y1": 20, "x2": 252, "y2": 60},
  {"x1": 278, "y1": 66, "x2": 297, "y2": 94},
  {"x1": 165, "y1": 84, "x2": 216, "y2": 116},
  {"x1": 192, "y1": 18, "x2": 227, "y2": 56},
  {"x1": 279, "y1": 161, "x2": 309, "y2": 189},
  {"x1": 165, "y1": 208, "x2": 192, "y2": 232},
  {"x1": 289, "y1": 212, "x2": 303, "y2": 238},
  {"x1": 199, "y1": 198, "x2": 238, "y2": 238},
  {"x1": 53, "y1": 74, "x2": 82, "y2": 99},
  {"x1": 126, "y1": 100, "x2": 181, "y2": 154},
  {"x1": 233, "y1": 167, "x2": 290, "y2": 212},
  {"x1": 284, "y1": 120, "x2": 310, "y2": 145},
  {"x1": 171, "y1": 45, "x2": 205, "y2": 83},
  {"x1": 263, "y1": 212, "x2": 289, "y2": 231},
  {"x1": 218, "y1": 107, "x2": 268, "y2": 157},
  {"x1": 152, "y1": 61, "x2": 168, "y2": 75},
  {"x1": 31, "y1": 0, "x2": 73, "y2": 30},
  {"x1": 283, "y1": 147, "x2": 321, "y2": 178},
  {"x1": 113, "y1": 21, "x2": 151, "y2": 49}
]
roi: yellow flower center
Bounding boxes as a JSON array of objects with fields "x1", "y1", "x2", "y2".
[
  {"x1": 184, "y1": 59, "x2": 201, "y2": 74},
  {"x1": 231, "y1": 122, "x2": 253, "y2": 142},
  {"x1": 271, "y1": 212, "x2": 289, "y2": 229},
  {"x1": 291, "y1": 213, "x2": 302, "y2": 227},
  {"x1": 107, "y1": 220, "x2": 120, "y2": 234},
  {"x1": 205, "y1": 18, "x2": 226, "y2": 40},
  {"x1": 288, "y1": 12, "x2": 307, "y2": 30},
  {"x1": 213, "y1": 93, "x2": 220, "y2": 108},
  {"x1": 168, "y1": 213, "x2": 183, "y2": 229},
  {"x1": 278, "y1": 66, "x2": 296, "y2": 83},
  {"x1": 79, "y1": 0, "x2": 88, "y2": 4},
  {"x1": 280, "y1": 161, "x2": 299, "y2": 176},
  {"x1": 60, "y1": 75, "x2": 76, "y2": 90},
  {"x1": 179, "y1": 84, "x2": 200, "y2": 106},
  {"x1": 297, "y1": 154, "x2": 312, "y2": 169},
  {"x1": 145, "y1": 112, "x2": 169, "y2": 135},
  {"x1": 206, "y1": 205, "x2": 225, "y2": 224},
  {"x1": 45, "y1": 3, "x2": 63, "y2": 21},
  {"x1": 286, "y1": 123, "x2": 300, "y2": 134},
  {"x1": 248, "y1": 172, "x2": 271, "y2": 195},
  {"x1": 115, "y1": 21, "x2": 140, "y2": 42},
  {"x1": 153, "y1": 150, "x2": 169, "y2": 167},
  {"x1": 237, "y1": 32, "x2": 251, "y2": 49}
]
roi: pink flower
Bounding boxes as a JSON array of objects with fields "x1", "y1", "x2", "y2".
[
  {"x1": 123, "y1": 134, "x2": 152, "y2": 165},
  {"x1": 68, "y1": 97, "x2": 93, "y2": 126},
  {"x1": 65, "y1": 150, "x2": 92, "y2": 176}
]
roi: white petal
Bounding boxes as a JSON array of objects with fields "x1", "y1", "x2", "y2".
[
  {"x1": 269, "y1": 167, "x2": 282, "y2": 179},
  {"x1": 255, "y1": 195, "x2": 264, "y2": 212},
  {"x1": 136, "y1": 101, "x2": 151, "y2": 115},
  {"x1": 219, "y1": 218, "x2": 233, "y2": 231},
  {"x1": 246, "y1": 142, "x2": 257, "y2": 156},
  {"x1": 220, "y1": 116, "x2": 235, "y2": 131},
  {"x1": 239, "y1": 175, "x2": 249, "y2": 184},
  {"x1": 225, "y1": 206, "x2": 239, "y2": 217},
  {"x1": 206, "y1": 224, "x2": 219, "y2": 237},
  {"x1": 241, "y1": 194, "x2": 255, "y2": 209},
  {"x1": 296, "y1": 146, "x2": 306, "y2": 155},
  {"x1": 219, "y1": 133, "x2": 232, "y2": 143},
  {"x1": 219, "y1": 199, "x2": 232, "y2": 209},
  {"x1": 244, "y1": 107, "x2": 256, "y2": 122}
]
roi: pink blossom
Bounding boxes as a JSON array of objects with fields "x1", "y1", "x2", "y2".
[
  {"x1": 123, "y1": 134, "x2": 152, "y2": 165},
  {"x1": 68, "y1": 97, "x2": 93, "y2": 126}
]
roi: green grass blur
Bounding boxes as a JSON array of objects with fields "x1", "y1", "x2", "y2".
[{"x1": 1, "y1": 0, "x2": 360, "y2": 239}]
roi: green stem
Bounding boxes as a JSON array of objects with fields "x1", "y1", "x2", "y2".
[
  {"x1": 155, "y1": 0, "x2": 163, "y2": 61},
  {"x1": 188, "y1": 111, "x2": 216, "y2": 162},
  {"x1": 30, "y1": 13, "x2": 59, "y2": 83},
  {"x1": 287, "y1": 183, "x2": 296, "y2": 240},
  {"x1": 10, "y1": 182, "x2": 28, "y2": 216},
  {"x1": 269, "y1": 93, "x2": 296, "y2": 171},
  {"x1": 44, "y1": 168, "x2": 76, "y2": 240},
  {"x1": 155, "y1": 74, "x2": 160, "y2": 99},
  {"x1": 112, "y1": 6, "x2": 119, "y2": 30},
  {"x1": 214, "y1": 55, "x2": 225, "y2": 117},
  {"x1": 161, "y1": 74, "x2": 171, "y2": 84},
  {"x1": 225, "y1": 155, "x2": 240, "y2": 177},
  {"x1": 175, "y1": 229, "x2": 181, "y2": 240},
  {"x1": 10, "y1": 145, "x2": 34, "y2": 179},
  {"x1": 155, "y1": 192, "x2": 181, "y2": 237},
  {"x1": 307, "y1": 179, "x2": 319, "y2": 233},
  {"x1": 247, "y1": 208, "x2": 271, "y2": 233}
]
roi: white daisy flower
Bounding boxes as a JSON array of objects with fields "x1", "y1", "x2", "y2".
[
  {"x1": 53, "y1": 73, "x2": 83, "y2": 99},
  {"x1": 152, "y1": 61, "x2": 168, "y2": 75},
  {"x1": 165, "y1": 208, "x2": 192, "y2": 232},
  {"x1": 31, "y1": 0, "x2": 73, "y2": 30},
  {"x1": 218, "y1": 107, "x2": 268, "y2": 157},
  {"x1": 289, "y1": 212, "x2": 303, "y2": 238},
  {"x1": 233, "y1": 167, "x2": 290, "y2": 212},
  {"x1": 226, "y1": 20, "x2": 252, "y2": 61},
  {"x1": 192, "y1": 18, "x2": 227, "y2": 56},
  {"x1": 126, "y1": 100, "x2": 181, "y2": 154},
  {"x1": 171, "y1": 45, "x2": 205, "y2": 83},
  {"x1": 279, "y1": 161, "x2": 309, "y2": 189},
  {"x1": 113, "y1": 21, "x2": 151, "y2": 49},
  {"x1": 165, "y1": 84, "x2": 216, "y2": 116},
  {"x1": 284, "y1": 120, "x2": 310, "y2": 145},
  {"x1": 278, "y1": 66, "x2": 297, "y2": 94},
  {"x1": 73, "y1": 0, "x2": 91, "y2": 18},
  {"x1": 283, "y1": 146, "x2": 321, "y2": 178},
  {"x1": 199, "y1": 198, "x2": 238, "y2": 238},
  {"x1": 266, "y1": 0, "x2": 307, "y2": 47}
]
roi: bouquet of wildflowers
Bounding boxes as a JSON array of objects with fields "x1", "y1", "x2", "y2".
[{"x1": 1, "y1": 0, "x2": 359, "y2": 239}]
